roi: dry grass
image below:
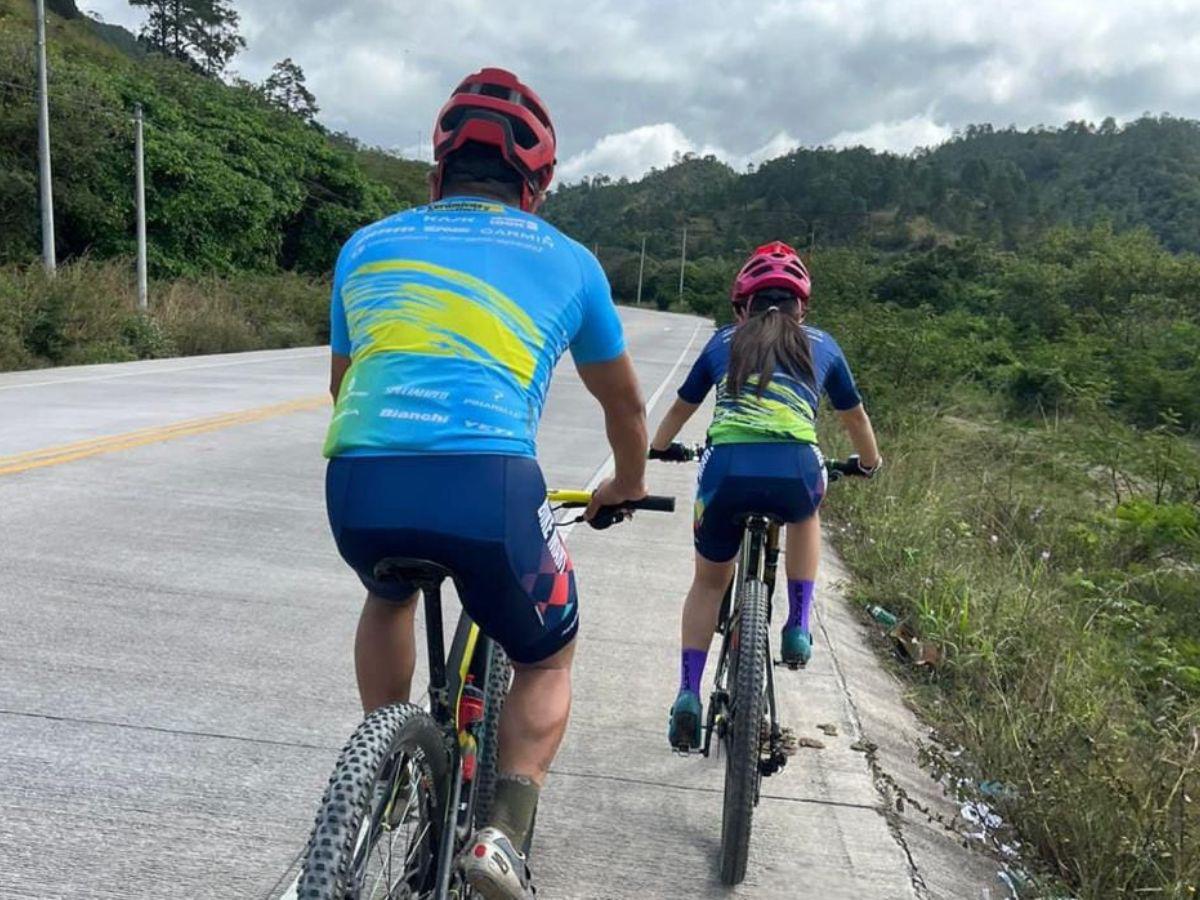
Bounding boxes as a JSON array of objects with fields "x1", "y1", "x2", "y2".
[{"x1": 0, "y1": 258, "x2": 329, "y2": 370}]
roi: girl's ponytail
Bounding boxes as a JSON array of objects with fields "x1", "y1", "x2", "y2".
[{"x1": 726, "y1": 295, "x2": 814, "y2": 398}]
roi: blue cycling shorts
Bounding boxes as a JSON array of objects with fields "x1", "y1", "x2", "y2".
[
  {"x1": 325, "y1": 454, "x2": 578, "y2": 665},
  {"x1": 693, "y1": 442, "x2": 827, "y2": 563}
]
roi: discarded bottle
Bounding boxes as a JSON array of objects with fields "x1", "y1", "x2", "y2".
[{"x1": 867, "y1": 605, "x2": 899, "y2": 629}]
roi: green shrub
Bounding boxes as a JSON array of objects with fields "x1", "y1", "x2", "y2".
[{"x1": 821, "y1": 402, "x2": 1200, "y2": 897}]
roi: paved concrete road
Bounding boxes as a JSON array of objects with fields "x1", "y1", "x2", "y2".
[{"x1": 0, "y1": 306, "x2": 1000, "y2": 898}]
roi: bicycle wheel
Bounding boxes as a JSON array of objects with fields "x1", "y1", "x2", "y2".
[
  {"x1": 473, "y1": 642, "x2": 512, "y2": 829},
  {"x1": 720, "y1": 578, "x2": 769, "y2": 886},
  {"x1": 299, "y1": 702, "x2": 450, "y2": 900}
]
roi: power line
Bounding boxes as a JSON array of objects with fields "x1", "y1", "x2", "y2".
[{"x1": 0, "y1": 78, "x2": 135, "y2": 129}]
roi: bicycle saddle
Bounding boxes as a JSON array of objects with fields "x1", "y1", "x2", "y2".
[
  {"x1": 373, "y1": 557, "x2": 456, "y2": 588},
  {"x1": 734, "y1": 511, "x2": 784, "y2": 527}
]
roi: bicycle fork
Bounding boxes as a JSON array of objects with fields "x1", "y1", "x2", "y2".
[{"x1": 703, "y1": 518, "x2": 785, "y2": 776}]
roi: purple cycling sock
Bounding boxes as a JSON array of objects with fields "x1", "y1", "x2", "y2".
[
  {"x1": 786, "y1": 579, "x2": 815, "y2": 632},
  {"x1": 680, "y1": 648, "x2": 707, "y2": 694}
]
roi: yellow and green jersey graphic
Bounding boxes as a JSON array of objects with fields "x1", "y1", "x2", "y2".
[
  {"x1": 324, "y1": 198, "x2": 625, "y2": 458},
  {"x1": 708, "y1": 375, "x2": 818, "y2": 445}
]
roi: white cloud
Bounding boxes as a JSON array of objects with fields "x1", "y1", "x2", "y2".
[
  {"x1": 80, "y1": 0, "x2": 1200, "y2": 181},
  {"x1": 559, "y1": 125, "x2": 799, "y2": 183},
  {"x1": 828, "y1": 115, "x2": 954, "y2": 154},
  {"x1": 741, "y1": 131, "x2": 800, "y2": 167},
  {"x1": 558, "y1": 124, "x2": 703, "y2": 183}
]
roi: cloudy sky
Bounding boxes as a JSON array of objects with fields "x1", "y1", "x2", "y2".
[{"x1": 84, "y1": 0, "x2": 1200, "y2": 184}]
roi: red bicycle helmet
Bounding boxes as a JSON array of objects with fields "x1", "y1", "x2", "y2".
[
  {"x1": 730, "y1": 241, "x2": 812, "y2": 315},
  {"x1": 431, "y1": 67, "x2": 556, "y2": 212}
]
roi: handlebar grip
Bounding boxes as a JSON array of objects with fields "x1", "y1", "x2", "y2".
[{"x1": 628, "y1": 495, "x2": 675, "y2": 513}]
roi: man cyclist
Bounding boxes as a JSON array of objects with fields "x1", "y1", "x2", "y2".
[{"x1": 322, "y1": 68, "x2": 648, "y2": 899}]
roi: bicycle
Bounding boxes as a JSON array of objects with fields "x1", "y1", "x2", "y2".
[
  {"x1": 652, "y1": 443, "x2": 872, "y2": 885},
  {"x1": 296, "y1": 489, "x2": 676, "y2": 900}
]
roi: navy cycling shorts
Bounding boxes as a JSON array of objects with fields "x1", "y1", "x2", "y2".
[
  {"x1": 694, "y1": 442, "x2": 827, "y2": 563},
  {"x1": 325, "y1": 454, "x2": 578, "y2": 665}
]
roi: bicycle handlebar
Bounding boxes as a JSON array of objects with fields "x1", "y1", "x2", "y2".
[
  {"x1": 546, "y1": 490, "x2": 677, "y2": 531},
  {"x1": 649, "y1": 444, "x2": 879, "y2": 482},
  {"x1": 547, "y1": 490, "x2": 676, "y2": 512},
  {"x1": 648, "y1": 443, "x2": 705, "y2": 463}
]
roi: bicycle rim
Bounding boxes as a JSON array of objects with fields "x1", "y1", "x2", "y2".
[{"x1": 720, "y1": 578, "x2": 769, "y2": 886}]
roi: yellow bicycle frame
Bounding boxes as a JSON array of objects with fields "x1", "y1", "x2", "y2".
[{"x1": 546, "y1": 488, "x2": 592, "y2": 507}]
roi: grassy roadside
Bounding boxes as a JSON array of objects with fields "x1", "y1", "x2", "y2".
[
  {"x1": 0, "y1": 259, "x2": 330, "y2": 371},
  {"x1": 820, "y1": 393, "x2": 1200, "y2": 897}
]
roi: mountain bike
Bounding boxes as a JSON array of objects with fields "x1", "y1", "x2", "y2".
[
  {"x1": 296, "y1": 489, "x2": 675, "y2": 900},
  {"x1": 653, "y1": 443, "x2": 870, "y2": 885}
]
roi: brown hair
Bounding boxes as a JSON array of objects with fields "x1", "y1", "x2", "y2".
[{"x1": 726, "y1": 291, "x2": 814, "y2": 398}]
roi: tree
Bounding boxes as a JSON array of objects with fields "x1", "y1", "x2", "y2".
[
  {"x1": 262, "y1": 58, "x2": 319, "y2": 123},
  {"x1": 128, "y1": 0, "x2": 244, "y2": 75},
  {"x1": 191, "y1": 0, "x2": 246, "y2": 76}
]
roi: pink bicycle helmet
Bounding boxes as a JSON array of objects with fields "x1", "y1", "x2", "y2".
[{"x1": 731, "y1": 241, "x2": 812, "y2": 315}]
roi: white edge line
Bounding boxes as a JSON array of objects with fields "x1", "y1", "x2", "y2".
[
  {"x1": 558, "y1": 320, "x2": 704, "y2": 542},
  {"x1": 274, "y1": 320, "x2": 705, "y2": 900}
]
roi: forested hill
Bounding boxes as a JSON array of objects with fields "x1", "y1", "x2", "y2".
[
  {"x1": 0, "y1": 0, "x2": 428, "y2": 275},
  {"x1": 7, "y1": 0, "x2": 1200, "y2": 283},
  {"x1": 544, "y1": 117, "x2": 1200, "y2": 259}
]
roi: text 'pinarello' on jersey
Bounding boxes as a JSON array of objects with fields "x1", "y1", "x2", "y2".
[{"x1": 323, "y1": 198, "x2": 625, "y2": 459}]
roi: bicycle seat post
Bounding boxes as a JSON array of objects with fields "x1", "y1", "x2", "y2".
[
  {"x1": 422, "y1": 579, "x2": 451, "y2": 725},
  {"x1": 373, "y1": 557, "x2": 454, "y2": 724}
]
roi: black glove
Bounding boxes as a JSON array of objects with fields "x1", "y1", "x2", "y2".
[
  {"x1": 648, "y1": 442, "x2": 691, "y2": 462},
  {"x1": 846, "y1": 454, "x2": 882, "y2": 478},
  {"x1": 587, "y1": 505, "x2": 629, "y2": 530}
]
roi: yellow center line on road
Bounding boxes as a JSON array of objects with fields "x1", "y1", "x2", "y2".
[{"x1": 0, "y1": 395, "x2": 329, "y2": 477}]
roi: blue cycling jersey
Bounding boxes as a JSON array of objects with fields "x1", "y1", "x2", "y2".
[
  {"x1": 679, "y1": 324, "x2": 861, "y2": 445},
  {"x1": 323, "y1": 197, "x2": 625, "y2": 458}
]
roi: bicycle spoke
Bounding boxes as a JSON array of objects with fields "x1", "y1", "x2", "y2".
[{"x1": 353, "y1": 752, "x2": 437, "y2": 899}]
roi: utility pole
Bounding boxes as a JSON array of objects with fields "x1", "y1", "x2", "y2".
[
  {"x1": 134, "y1": 104, "x2": 148, "y2": 311},
  {"x1": 677, "y1": 224, "x2": 687, "y2": 303},
  {"x1": 35, "y1": 0, "x2": 56, "y2": 274},
  {"x1": 635, "y1": 235, "x2": 646, "y2": 305}
]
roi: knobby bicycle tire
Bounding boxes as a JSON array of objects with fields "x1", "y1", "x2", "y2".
[
  {"x1": 720, "y1": 578, "x2": 769, "y2": 886},
  {"x1": 473, "y1": 642, "x2": 512, "y2": 829},
  {"x1": 298, "y1": 702, "x2": 450, "y2": 900}
]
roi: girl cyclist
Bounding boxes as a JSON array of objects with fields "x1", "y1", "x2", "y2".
[{"x1": 649, "y1": 241, "x2": 882, "y2": 750}]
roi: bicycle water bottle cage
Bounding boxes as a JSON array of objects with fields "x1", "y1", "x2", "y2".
[{"x1": 373, "y1": 557, "x2": 455, "y2": 591}]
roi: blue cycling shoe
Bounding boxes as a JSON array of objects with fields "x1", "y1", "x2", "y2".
[
  {"x1": 668, "y1": 689, "x2": 703, "y2": 751},
  {"x1": 781, "y1": 626, "x2": 813, "y2": 668}
]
